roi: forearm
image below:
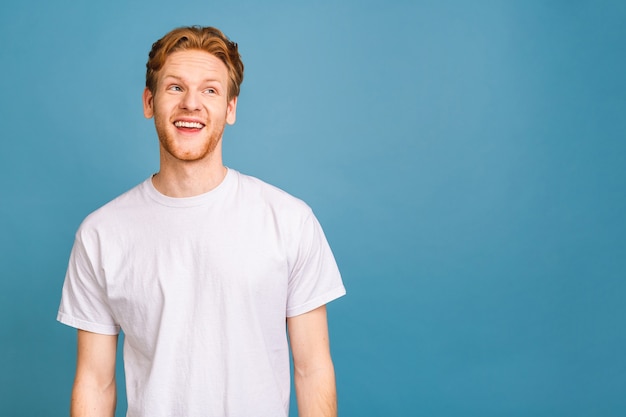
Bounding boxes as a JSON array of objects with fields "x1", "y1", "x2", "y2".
[
  {"x1": 70, "y1": 380, "x2": 116, "y2": 417},
  {"x1": 294, "y1": 363, "x2": 337, "y2": 417}
]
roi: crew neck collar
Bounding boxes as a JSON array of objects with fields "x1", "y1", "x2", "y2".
[{"x1": 144, "y1": 167, "x2": 235, "y2": 207}]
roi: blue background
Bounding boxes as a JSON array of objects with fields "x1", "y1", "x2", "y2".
[{"x1": 1, "y1": 1, "x2": 625, "y2": 416}]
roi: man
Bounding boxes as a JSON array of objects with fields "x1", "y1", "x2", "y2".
[{"x1": 58, "y1": 26, "x2": 345, "y2": 417}]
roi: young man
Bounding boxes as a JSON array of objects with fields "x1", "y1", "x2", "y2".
[{"x1": 57, "y1": 26, "x2": 345, "y2": 417}]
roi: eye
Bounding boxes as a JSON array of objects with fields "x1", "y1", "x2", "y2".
[
  {"x1": 203, "y1": 88, "x2": 217, "y2": 95},
  {"x1": 168, "y1": 85, "x2": 182, "y2": 92}
]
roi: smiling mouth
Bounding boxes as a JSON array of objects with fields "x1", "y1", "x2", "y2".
[{"x1": 174, "y1": 121, "x2": 204, "y2": 129}]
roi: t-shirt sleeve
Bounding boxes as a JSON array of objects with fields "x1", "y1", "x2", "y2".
[
  {"x1": 285, "y1": 211, "x2": 346, "y2": 317},
  {"x1": 57, "y1": 229, "x2": 120, "y2": 335}
]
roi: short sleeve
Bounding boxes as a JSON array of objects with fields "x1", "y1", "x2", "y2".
[
  {"x1": 286, "y1": 212, "x2": 346, "y2": 317},
  {"x1": 57, "y1": 229, "x2": 120, "y2": 335}
]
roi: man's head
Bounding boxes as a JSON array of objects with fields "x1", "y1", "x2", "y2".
[
  {"x1": 143, "y1": 26, "x2": 243, "y2": 165},
  {"x1": 146, "y1": 26, "x2": 244, "y2": 101}
]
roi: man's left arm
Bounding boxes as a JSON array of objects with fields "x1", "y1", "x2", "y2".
[{"x1": 287, "y1": 305, "x2": 337, "y2": 417}]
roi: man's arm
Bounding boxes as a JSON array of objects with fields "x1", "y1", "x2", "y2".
[
  {"x1": 287, "y1": 305, "x2": 337, "y2": 417},
  {"x1": 71, "y1": 329, "x2": 118, "y2": 417}
]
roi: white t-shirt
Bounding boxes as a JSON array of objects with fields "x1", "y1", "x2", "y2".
[{"x1": 57, "y1": 169, "x2": 345, "y2": 417}]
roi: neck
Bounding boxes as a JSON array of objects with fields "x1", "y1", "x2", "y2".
[{"x1": 152, "y1": 148, "x2": 227, "y2": 198}]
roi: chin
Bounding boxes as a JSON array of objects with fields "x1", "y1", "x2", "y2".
[{"x1": 166, "y1": 144, "x2": 219, "y2": 162}]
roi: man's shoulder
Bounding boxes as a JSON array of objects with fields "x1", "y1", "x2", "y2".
[
  {"x1": 78, "y1": 178, "x2": 151, "y2": 232},
  {"x1": 233, "y1": 170, "x2": 312, "y2": 214}
]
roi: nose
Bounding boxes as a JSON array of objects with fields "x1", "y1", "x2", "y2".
[{"x1": 180, "y1": 90, "x2": 201, "y2": 111}]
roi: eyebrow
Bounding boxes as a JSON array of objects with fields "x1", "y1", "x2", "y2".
[{"x1": 162, "y1": 75, "x2": 223, "y2": 84}]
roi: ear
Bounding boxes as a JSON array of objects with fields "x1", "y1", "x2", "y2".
[
  {"x1": 143, "y1": 87, "x2": 154, "y2": 119},
  {"x1": 226, "y1": 96, "x2": 238, "y2": 125}
]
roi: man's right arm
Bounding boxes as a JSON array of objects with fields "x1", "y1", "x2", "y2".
[{"x1": 71, "y1": 329, "x2": 118, "y2": 417}]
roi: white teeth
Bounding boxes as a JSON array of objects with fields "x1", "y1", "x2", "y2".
[{"x1": 174, "y1": 121, "x2": 203, "y2": 129}]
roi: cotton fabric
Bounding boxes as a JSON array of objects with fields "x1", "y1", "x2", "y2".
[{"x1": 58, "y1": 169, "x2": 345, "y2": 416}]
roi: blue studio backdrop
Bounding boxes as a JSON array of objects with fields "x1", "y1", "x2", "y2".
[{"x1": 1, "y1": 1, "x2": 625, "y2": 416}]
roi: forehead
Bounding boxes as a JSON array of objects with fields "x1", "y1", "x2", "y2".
[{"x1": 159, "y1": 49, "x2": 228, "y2": 82}]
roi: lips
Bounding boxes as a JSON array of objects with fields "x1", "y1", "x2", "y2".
[{"x1": 174, "y1": 120, "x2": 205, "y2": 129}]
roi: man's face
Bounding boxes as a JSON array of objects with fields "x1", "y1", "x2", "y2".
[{"x1": 143, "y1": 50, "x2": 237, "y2": 163}]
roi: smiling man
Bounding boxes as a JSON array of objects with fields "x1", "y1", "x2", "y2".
[{"x1": 57, "y1": 26, "x2": 345, "y2": 417}]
